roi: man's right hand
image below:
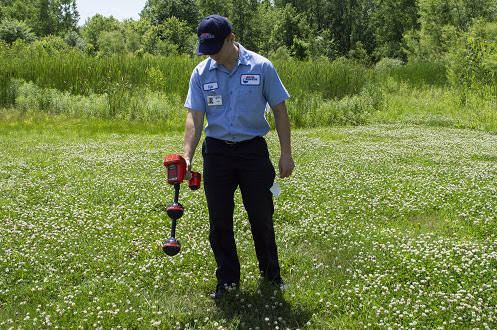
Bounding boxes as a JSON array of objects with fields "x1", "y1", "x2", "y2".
[
  {"x1": 183, "y1": 109, "x2": 205, "y2": 182},
  {"x1": 184, "y1": 159, "x2": 193, "y2": 181}
]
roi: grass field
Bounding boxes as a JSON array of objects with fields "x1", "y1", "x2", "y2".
[{"x1": 1, "y1": 115, "x2": 496, "y2": 329}]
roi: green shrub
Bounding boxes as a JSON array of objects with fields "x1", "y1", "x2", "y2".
[
  {"x1": 389, "y1": 58, "x2": 447, "y2": 87},
  {"x1": 97, "y1": 30, "x2": 126, "y2": 55},
  {"x1": 329, "y1": 94, "x2": 372, "y2": 126},
  {"x1": 446, "y1": 20, "x2": 497, "y2": 89},
  {"x1": 374, "y1": 57, "x2": 404, "y2": 79},
  {"x1": 64, "y1": 31, "x2": 86, "y2": 51},
  {"x1": 35, "y1": 35, "x2": 69, "y2": 52},
  {"x1": 0, "y1": 19, "x2": 35, "y2": 44},
  {"x1": 9, "y1": 78, "x2": 185, "y2": 126},
  {"x1": 0, "y1": 76, "x2": 10, "y2": 107},
  {"x1": 268, "y1": 45, "x2": 291, "y2": 61}
]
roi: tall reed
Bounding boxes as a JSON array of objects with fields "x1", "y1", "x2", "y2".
[
  {"x1": 1, "y1": 42, "x2": 370, "y2": 108},
  {"x1": 4, "y1": 41, "x2": 495, "y2": 132},
  {"x1": 1, "y1": 44, "x2": 199, "y2": 97}
]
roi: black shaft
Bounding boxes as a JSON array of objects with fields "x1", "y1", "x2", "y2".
[
  {"x1": 170, "y1": 183, "x2": 181, "y2": 238},
  {"x1": 173, "y1": 183, "x2": 180, "y2": 203},
  {"x1": 170, "y1": 218, "x2": 176, "y2": 238}
]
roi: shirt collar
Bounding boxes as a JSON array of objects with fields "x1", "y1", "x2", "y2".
[
  {"x1": 208, "y1": 42, "x2": 251, "y2": 71},
  {"x1": 237, "y1": 43, "x2": 251, "y2": 66}
]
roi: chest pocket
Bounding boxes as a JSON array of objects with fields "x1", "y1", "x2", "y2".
[{"x1": 240, "y1": 74, "x2": 263, "y2": 98}]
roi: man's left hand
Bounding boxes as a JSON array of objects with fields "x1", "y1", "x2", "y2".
[{"x1": 278, "y1": 154, "x2": 295, "y2": 178}]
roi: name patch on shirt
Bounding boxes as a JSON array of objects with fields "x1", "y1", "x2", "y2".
[
  {"x1": 241, "y1": 74, "x2": 260, "y2": 86},
  {"x1": 203, "y1": 82, "x2": 219, "y2": 91}
]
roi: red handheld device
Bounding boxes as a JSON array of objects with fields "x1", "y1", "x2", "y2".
[
  {"x1": 164, "y1": 154, "x2": 187, "y2": 184},
  {"x1": 163, "y1": 154, "x2": 201, "y2": 189},
  {"x1": 161, "y1": 154, "x2": 202, "y2": 256}
]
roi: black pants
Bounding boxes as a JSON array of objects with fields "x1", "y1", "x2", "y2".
[{"x1": 202, "y1": 136, "x2": 281, "y2": 288}]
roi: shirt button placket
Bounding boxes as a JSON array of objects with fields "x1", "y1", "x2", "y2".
[{"x1": 228, "y1": 75, "x2": 233, "y2": 139}]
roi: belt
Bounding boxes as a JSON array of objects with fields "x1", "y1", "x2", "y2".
[{"x1": 208, "y1": 136, "x2": 261, "y2": 145}]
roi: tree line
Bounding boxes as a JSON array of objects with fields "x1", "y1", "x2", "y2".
[{"x1": 1, "y1": 0, "x2": 497, "y2": 64}]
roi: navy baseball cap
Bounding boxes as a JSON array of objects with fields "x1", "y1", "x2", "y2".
[{"x1": 196, "y1": 15, "x2": 232, "y2": 56}]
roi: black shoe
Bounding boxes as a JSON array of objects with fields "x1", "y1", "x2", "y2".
[
  {"x1": 208, "y1": 287, "x2": 225, "y2": 300},
  {"x1": 274, "y1": 278, "x2": 289, "y2": 290},
  {"x1": 260, "y1": 275, "x2": 290, "y2": 291},
  {"x1": 267, "y1": 277, "x2": 289, "y2": 291},
  {"x1": 209, "y1": 283, "x2": 238, "y2": 300}
]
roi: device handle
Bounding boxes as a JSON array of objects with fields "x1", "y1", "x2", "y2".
[{"x1": 188, "y1": 171, "x2": 201, "y2": 190}]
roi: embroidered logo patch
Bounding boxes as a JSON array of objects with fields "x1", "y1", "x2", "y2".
[
  {"x1": 200, "y1": 33, "x2": 215, "y2": 41},
  {"x1": 241, "y1": 74, "x2": 260, "y2": 86}
]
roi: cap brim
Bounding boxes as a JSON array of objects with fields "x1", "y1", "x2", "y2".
[{"x1": 196, "y1": 40, "x2": 224, "y2": 56}]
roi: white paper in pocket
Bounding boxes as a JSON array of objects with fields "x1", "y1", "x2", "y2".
[{"x1": 270, "y1": 183, "x2": 281, "y2": 198}]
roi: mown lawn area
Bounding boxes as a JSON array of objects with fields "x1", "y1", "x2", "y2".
[{"x1": 1, "y1": 117, "x2": 496, "y2": 329}]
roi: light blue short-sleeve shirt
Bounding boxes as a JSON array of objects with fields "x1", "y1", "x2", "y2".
[{"x1": 184, "y1": 43, "x2": 290, "y2": 142}]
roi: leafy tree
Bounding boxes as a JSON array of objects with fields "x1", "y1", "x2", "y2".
[
  {"x1": 64, "y1": 30, "x2": 85, "y2": 50},
  {"x1": 142, "y1": 24, "x2": 161, "y2": 54},
  {"x1": 251, "y1": 2, "x2": 278, "y2": 54},
  {"x1": 0, "y1": 18, "x2": 35, "y2": 44},
  {"x1": 141, "y1": 16, "x2": 195, "y2": 55},
  {"x1": 274, "y1": 0, "x2": 375, "y2": 57},
  {"x1": 57, "y1": 0, "x2": 79, "y2": 33},
  {"x1": 349, "y1": 0, "x2": 376, "y2": 57},
  {"x1": 33, "y1": 0, "x2": 79, "y2": 36},
  {"x1": 275, "y1": 0, "x2": 331, "y2": 32},
  {"x1": 97, "y1": 30, "x2": 125, "y2": 55},
  {"x1": 140, "y1": 0, "x2": 200, "y2": 29},
  {"x1": 35, "y1": 34, "x2": 68, "y2": 52},
  {"x1": 274, "y1": 0, "x2": 308, "y2": 16},
  {"x1": 124, "y1": 30, "x2": 141, "y2": 53},
  {"x1": 414, "y1": 0, "x2": 497, "y2": 58},
  {"x1": 0, "y1": 0, "x2": 36, "y2": 23},
  {"x1": 269, "y1": 4, "x2": 310, "y2": 56},
  {"x1": 80, "y1": 14, "x2": 120, "y2": 51},
  {"x1": 196, "y1": 0, "x2": 231, "y2": 18},
  {"x1": 35, "y1": 0, "x2": 56, "y2": 36},
  {"x1": 229, "y1": 0, "x2": 259, "y2": 49},
  {"x1": 292, "y1": 36, "x2": 309, "y2": 60},
  {"x1": 447, "y1": 19, "x2": 497, "y2": 87},
  {"x1": 372, "y1": 0, "x2": 419, "y2": 60},
  {"x1": 309, "y1": 29, "x2": 337, "y2": 59},
  {"x1": 348, "y1": 40, "x2": 371, "y2": 65},
  {"x1": 0, "y1": 0, "x2": 78, "y2": 36},
  {"x1": 159, "y1": 16, "x2": 196, "y2": 54},
  {"x1": 119, "y1": 19, "x2": 149, "y2": 53}
]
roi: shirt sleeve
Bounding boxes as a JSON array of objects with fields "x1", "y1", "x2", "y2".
[
  {"x1": 184, "y1": 68, "x2": 206, "y2": 113},
  {"x1": 263, "y1": 62, "x2": 290, "y2": 107}
]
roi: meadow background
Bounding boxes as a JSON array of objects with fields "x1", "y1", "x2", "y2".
[
  {"x1": 2, "y1": 0, "x2": 497, "y2": 329},
  {"x1": 1, "y1": 117, "x2": 497, "y2": 329},
  {"x1": 1, "y1": 49, "x2": 497, "y2": 329}
]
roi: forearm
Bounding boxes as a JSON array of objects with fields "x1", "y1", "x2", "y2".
[
  {"x1": 272, "y1": 102, "x2": 292, "y2": 156},
  {"x1": 272, "y1": 101, "x2": 295, "y2": 178},
  {"x1": 183, "y1": 109, "x2": 204, "y2": 169}
]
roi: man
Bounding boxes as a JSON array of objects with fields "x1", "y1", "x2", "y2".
[{"x1": 183, "y1": 15, "x2": 295, "y2": 299}]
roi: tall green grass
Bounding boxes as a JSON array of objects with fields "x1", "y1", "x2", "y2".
[
  {"x1": 1, "y1": 42, "x2": 369, "y2": 100},
  {"x1": 274, "y1": 57, "x2": 370, "y2": 99},
  {"x1": 1, "y1": 41, "x2": 199, "y2": 97},
  {"x1": 1, "y1": 40, "x2": 497, "y2": 133},
  {"x1": 1, "y1": 42, "x2": 375, "y2": 127}
]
